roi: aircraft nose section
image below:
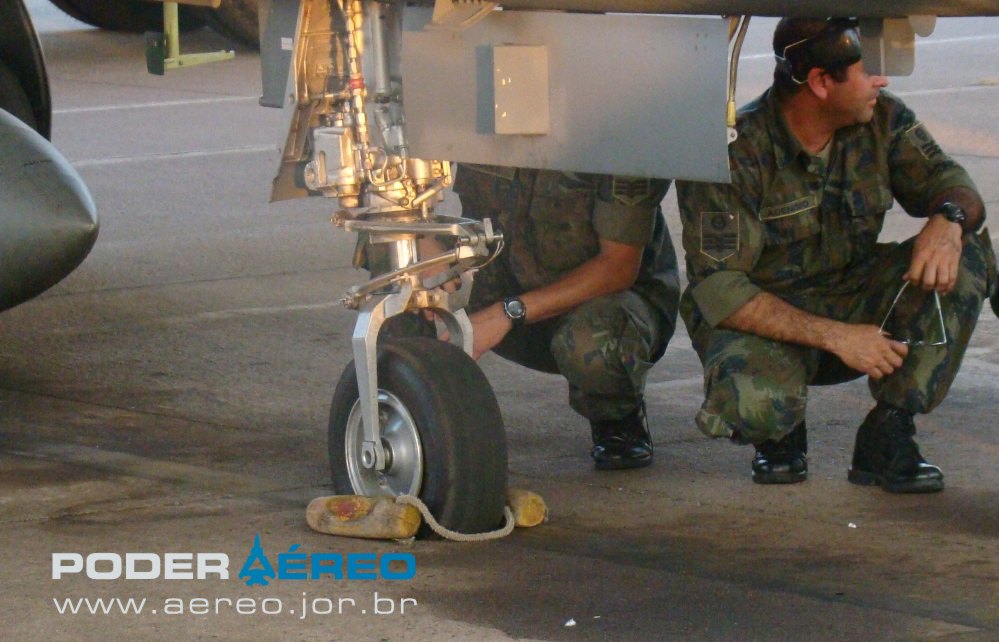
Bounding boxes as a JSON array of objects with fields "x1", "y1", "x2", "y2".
[{"x1": 0, "y1": 108, "x2": 99, "y2": 313}]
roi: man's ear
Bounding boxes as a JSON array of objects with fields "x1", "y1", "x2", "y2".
[{"x1": 806, "y1": 67, "x2": 829, "y2": 100}]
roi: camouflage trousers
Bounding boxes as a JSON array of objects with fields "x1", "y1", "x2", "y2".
[
  {"x1": 470, "y1": 286, "x2": 672, "y2": 422},
  {"x1": 691, "y1": 231, "x2": 995, "y2": 444}
]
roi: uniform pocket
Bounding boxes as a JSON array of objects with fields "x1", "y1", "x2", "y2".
[
  {"x1": 526, "y1": 173, "x2": 599, "y2": 274},
  {"x1": 845, "y1": 178, "x2": 892, "y2": 243}
]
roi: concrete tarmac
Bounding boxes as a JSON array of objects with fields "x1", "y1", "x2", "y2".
[{"x1": 2, "y1": 4, "x2": 998, "y2": 640}]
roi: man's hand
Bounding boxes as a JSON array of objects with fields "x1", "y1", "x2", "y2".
[
  {"x1": 825, "y1": 323, "x2": 909, "y2": 379},
  {"x1": 904, "y1": 215, "x2": 963, "y2": 294}
]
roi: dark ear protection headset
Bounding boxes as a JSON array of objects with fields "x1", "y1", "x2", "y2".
[{"x1": 775, "y1": 18, "x2": 863, "y2": 85}]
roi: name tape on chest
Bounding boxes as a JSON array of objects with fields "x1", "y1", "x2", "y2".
[{"x1": 759, "y1": 196, "x2": 817, "y2": 221}]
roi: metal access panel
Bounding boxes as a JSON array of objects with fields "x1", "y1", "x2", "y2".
[
  {"x1": 401, "y1": 9, "x2": 730, "y2": 183},
  {"x1": 258, "y1": 0, "x2": 300, "y2": 109},
  {"x1": 491, "y1": 45, "x2": 550, "y2": 135}
]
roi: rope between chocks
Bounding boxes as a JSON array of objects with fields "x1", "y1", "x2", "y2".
[{"x1": 395, "y1": 495, "x2": 516, "y2": 542}]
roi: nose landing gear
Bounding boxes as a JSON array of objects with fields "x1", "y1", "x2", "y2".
[{"x1": 277, "y1": 0, "x2": 509, "y2": 537}]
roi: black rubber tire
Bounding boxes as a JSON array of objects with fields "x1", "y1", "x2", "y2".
[
  {"x1": 46, "y1": 0, "x2": 205, "y2": 32},
  {"x1": 197, "y1": 0, "x2": 259, "y2": 49},
  {"x1": 329, "y1": 337, "x2": 508, "y2": 539},
  {"x1": 0, "y1": 62, "x2": 37, "y2": 132}
]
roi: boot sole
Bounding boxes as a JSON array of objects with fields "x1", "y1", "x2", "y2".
[
  {"x1": 847, "y1": 469, "x2": 944, "y2": 493},
  {"x1": 752, "y1": 470, "x2": 807, "y2": 484},
  {"x1": 593, "y1": 457, "x2": 652, "y2": 471}
]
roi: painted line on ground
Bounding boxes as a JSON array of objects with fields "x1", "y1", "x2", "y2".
[
  {"x1": 740, "y1": 32, "x2": 999, "y2": 61},
  {"x1": 157, "y1": 301, "x2": 343, "y2": 325},
  {"x1": 54, "y1": 95, "x2": 260, "y2": 114},
  {"x1": 893, "y1": 84, "x2": 999, "y2": 97},
  {"x1": 72, "y1": 144, "x2": 277, "y2": 167}
]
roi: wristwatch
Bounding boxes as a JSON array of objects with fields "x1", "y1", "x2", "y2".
[
  {"x1": 934, "y1": 202, "x2": 967, "y2": 229},
  {"x1": 502, "y1": 296, "x2": 527, "y2": 328}
]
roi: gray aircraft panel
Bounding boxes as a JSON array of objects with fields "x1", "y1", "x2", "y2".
[
  {"x1": 398, "y1": 1, "x2": 999, "y2": 18},
  {"x1": 401, "y1": 10, "x2": 730, "y2": 182}
]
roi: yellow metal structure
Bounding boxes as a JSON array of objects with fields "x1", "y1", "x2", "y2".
[{"x1": 146, "y1": 1, "x2": 234, "y2": 75}]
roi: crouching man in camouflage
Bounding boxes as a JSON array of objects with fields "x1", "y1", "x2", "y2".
[
  {"x1": 676, "y1": 18, "x2": 995, "y2": 491},
  {"x1": 454, "y1": 164, "x2": 679, "y2": 470}
]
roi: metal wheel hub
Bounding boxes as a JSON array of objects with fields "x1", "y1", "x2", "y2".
[{"x1": 344, "y1": 390, "x2": 423, "y2": 497}]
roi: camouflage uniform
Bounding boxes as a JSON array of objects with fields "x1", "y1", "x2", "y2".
[
  {"x1": 453, "y1": 164, "x2": 680, "y2": 421},
  {"x1": 677, "y1": 89, "x2": 995, "y2": 445}
]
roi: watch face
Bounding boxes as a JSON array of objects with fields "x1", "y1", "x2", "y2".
[
  {"x1": 505, "y1": 299, "x2": 525, "y2": 318},
  {"x1": 939, "y1": 203, "x2": 966, "y2": 223}
]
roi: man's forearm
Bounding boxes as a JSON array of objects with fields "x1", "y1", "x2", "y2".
[
  {"x1": 718, "y1": 289, "x2": 909, "y2": 379},
  {"x1": 929, "y1": 186, "x2": 985, "y2": 232},
  {"x1": 719, "y1": 291, "x2": 842, "y2": 352},
  {"x1": 466, "y1": 240, "x2": 641, "y2": 360},
  {"x1": 519, "y1": 242, "x2": 641, "y2": 323}
]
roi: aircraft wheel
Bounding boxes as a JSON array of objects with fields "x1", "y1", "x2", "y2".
[
  {"x1": 46, "y1": 0, "x2": 204, "y2": 32},
  {"x1": 197, "y1": 0, "x2": 259, "y2": 49},
  {"x1": 0, "y1": 62, "x2": 36, "y2": 132},
  {"x1": 329, "y1": 337, "x2": 508, "y2": 538}
]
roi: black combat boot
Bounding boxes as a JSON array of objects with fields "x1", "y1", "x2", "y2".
[
  {"x1": 590, "y1": 403, "x2": 653, "y2": 470},
  {"x1": 751, "y1": 422, "x2": 807, "y2": 484},
  {"x1": 848, "y1": 403, "x2": 944, "y2": 493}
]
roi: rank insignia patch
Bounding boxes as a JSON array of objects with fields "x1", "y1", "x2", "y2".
[
  {"x1": 905, "y1": 123, "x2": 942, "y2": 160},
  {"x1": 700, "y1": 211, "x2": 739, "y2": 262},
  {"x1": 611, "y1": 177, "x2": 654, "y2": 206}
]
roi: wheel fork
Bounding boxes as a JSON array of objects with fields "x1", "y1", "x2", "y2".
[{"x1": 347, "y1": 224, "x2": 494, "y2": 472}]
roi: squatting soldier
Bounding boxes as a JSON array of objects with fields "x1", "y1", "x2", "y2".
[
  {"x1": 676, "y1": 18, "x2": 995, "y2": 492},
  {"x1": 453, "y1": 164, "x2": 680, "y2": 470}
]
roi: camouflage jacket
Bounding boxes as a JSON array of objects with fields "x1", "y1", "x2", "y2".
[
  {"x1": 453, "y1": 164, "x2": 679, "y2": 323},
  {"x1": 676, "y1": 88, "x2": 978, "y2": 330}
]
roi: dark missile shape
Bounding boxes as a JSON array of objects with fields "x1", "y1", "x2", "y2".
[{"x1": 0, "y1": 107, "x2": 98, "y2": 312}]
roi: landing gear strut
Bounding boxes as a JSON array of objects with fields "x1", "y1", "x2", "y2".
[{"x1": 276, "y1": 0, "x2": 509, "y2": 536}]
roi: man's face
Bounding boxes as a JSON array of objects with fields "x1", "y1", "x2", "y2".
[{"x1": 826, "y1": 61, "x2": 890, "y2": 126}]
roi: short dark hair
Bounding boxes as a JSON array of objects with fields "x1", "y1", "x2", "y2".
[{"x1": 773, "y1": 18, "x2": 861, "y2": 93}]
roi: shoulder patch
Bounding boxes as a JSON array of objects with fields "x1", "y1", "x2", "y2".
[
  {"x1": 699, "y1": 211, "x2": 739, "y2": 262},
  {"x1": 904, "y1": 123, "x2": 942, "y2": 160},
  {"x1": 611, "y1": 177, "x2": 654, "y2": 206}
]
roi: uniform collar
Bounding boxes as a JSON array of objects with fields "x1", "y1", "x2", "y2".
[{"x1": 763, "y1": 87, "x2": 810, "y2": 171}]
